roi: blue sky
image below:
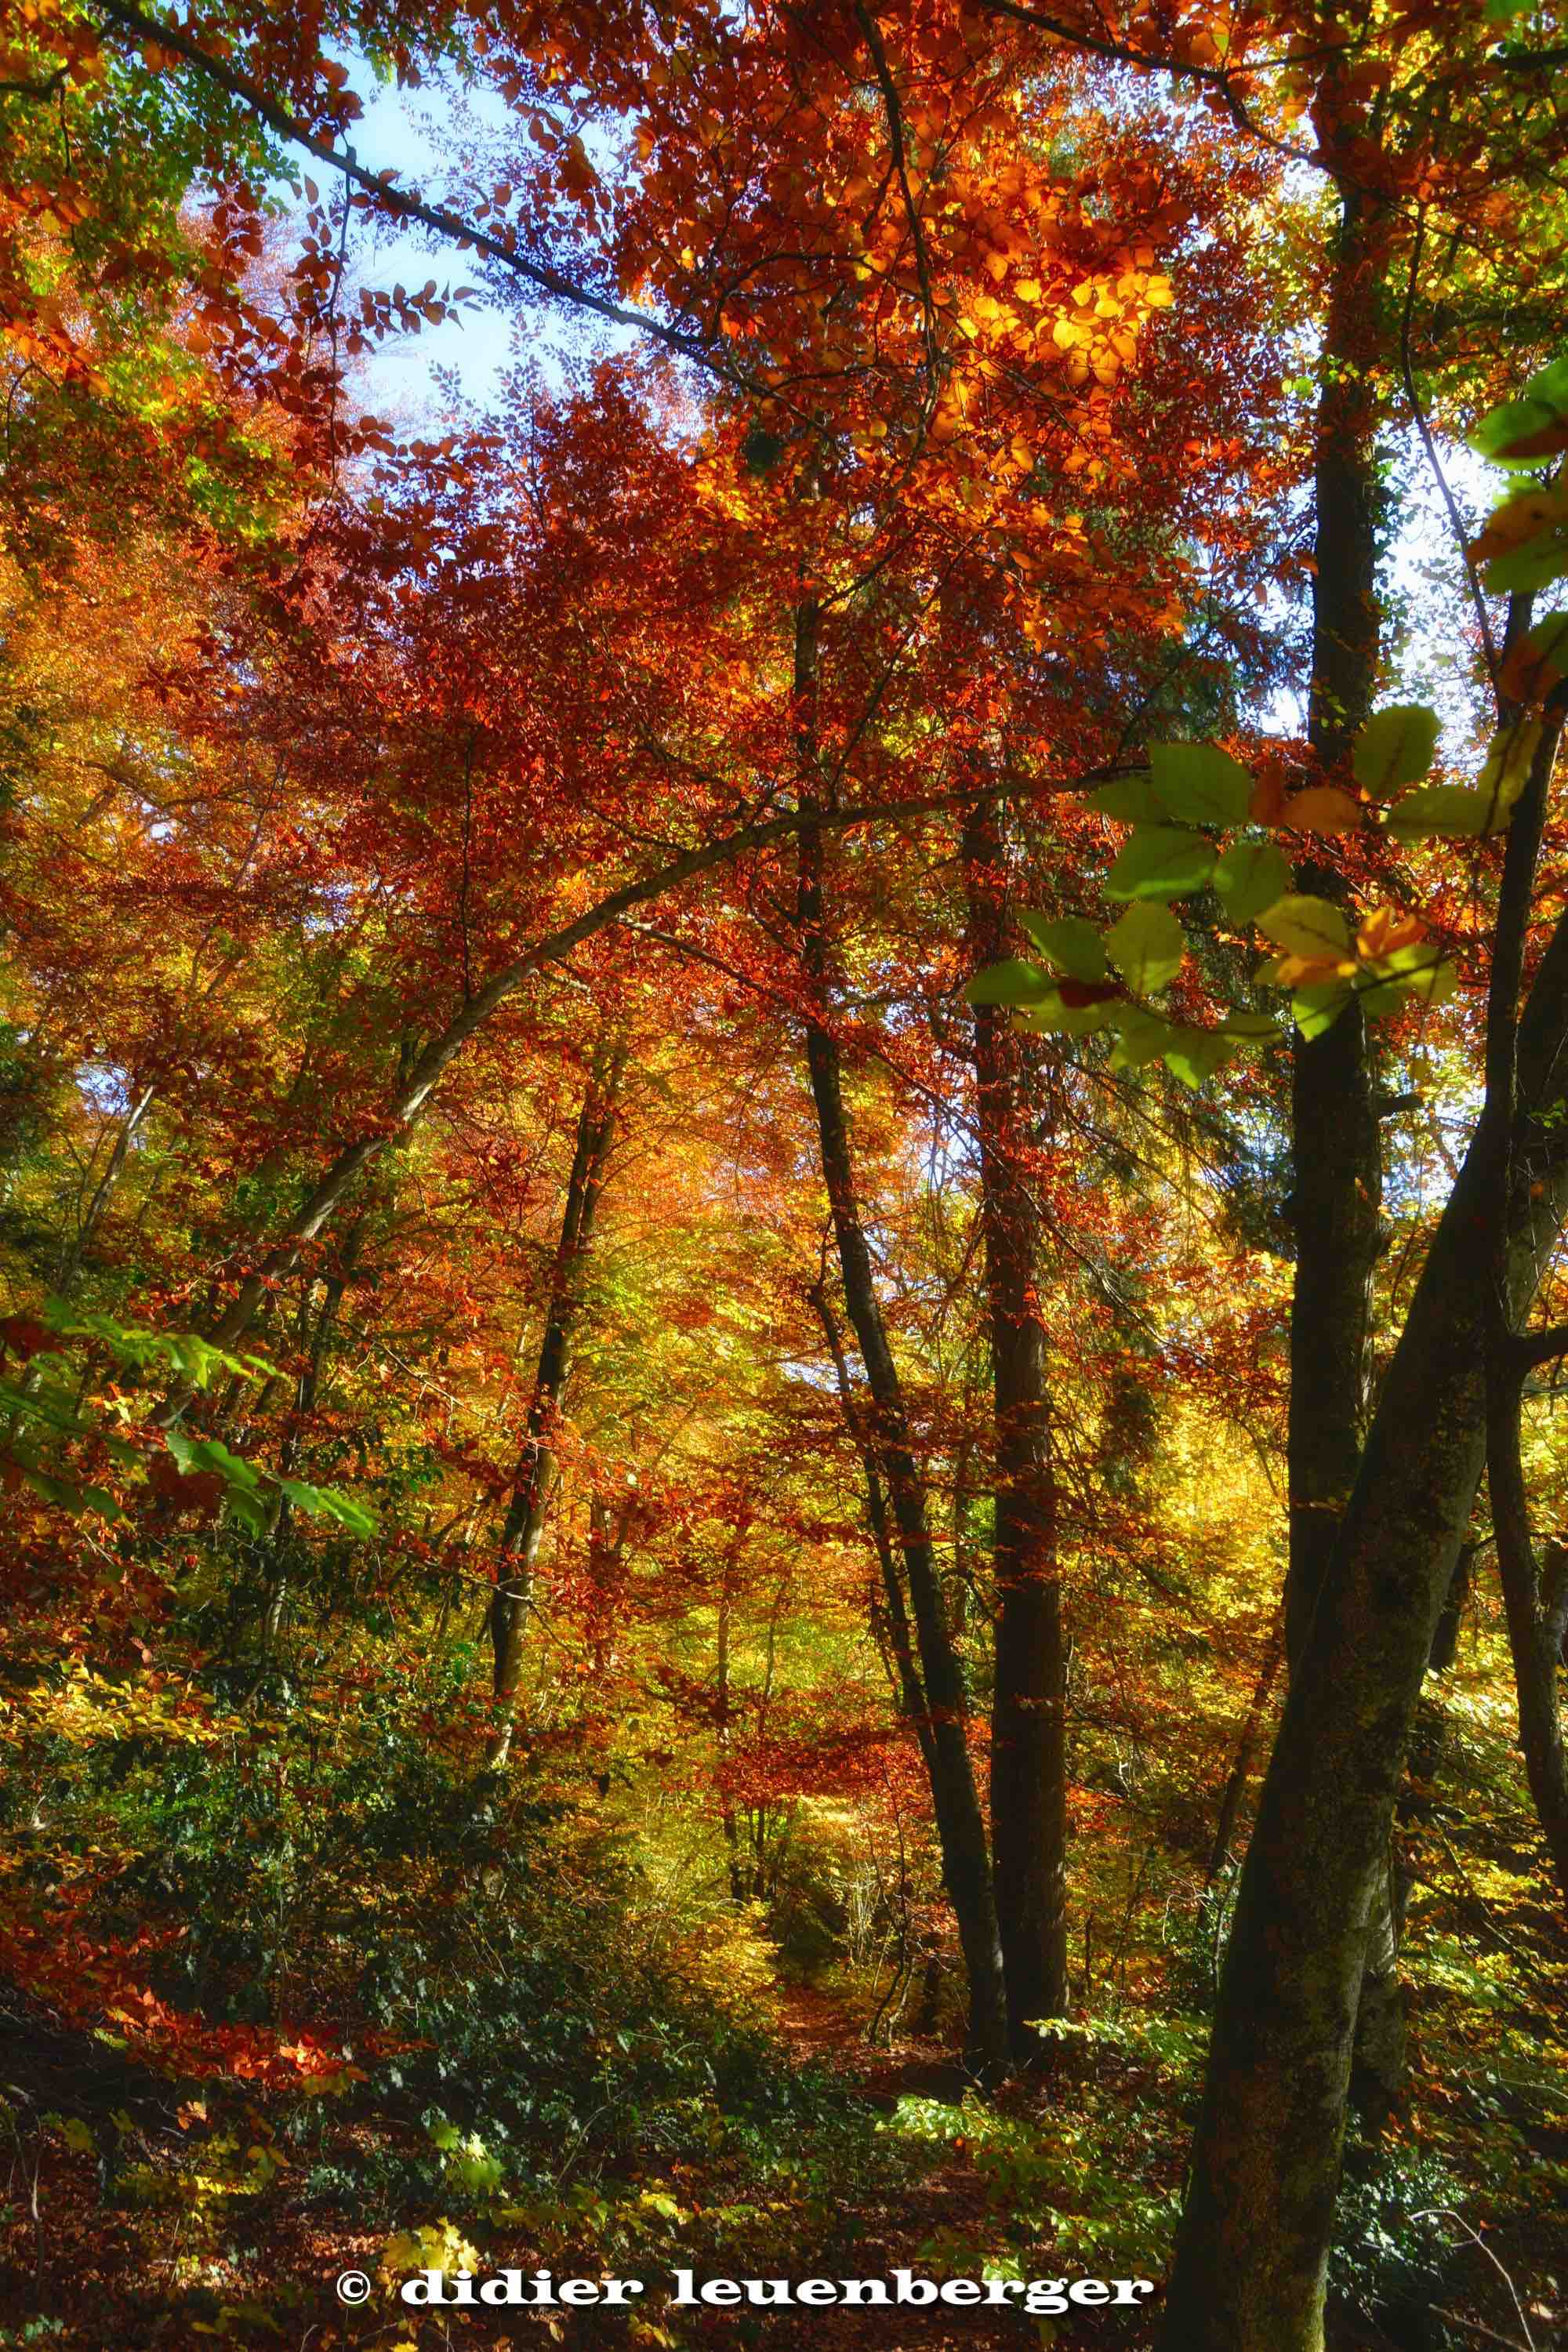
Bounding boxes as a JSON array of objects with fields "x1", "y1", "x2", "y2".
[{"x1": 317, "y1": 64, "x2": 633, "y2": 423}]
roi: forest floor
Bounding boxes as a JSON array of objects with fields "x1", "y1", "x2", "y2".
[{"x1": 0, "y1": 1972, "x2": 1556, "y2": 2352}]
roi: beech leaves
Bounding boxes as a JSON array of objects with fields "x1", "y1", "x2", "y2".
[
  {"x1": 1352, "y1": 705, "x2": 1442, "y2": 792},
  {"x1": 1468, "y1": 354, "x2": 1568, "y2": 597},
  {"x1": 960, "y1": 701, "x2": 1505, "y2": 1080}
]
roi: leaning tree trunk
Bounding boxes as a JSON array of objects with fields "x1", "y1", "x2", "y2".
[
  {"x1": 488, "y1": 1026, "x2": 626, "y2": 1766},
  {"x1": 1161, "y1": 700, "x2": 1568, "y2": 2352},
  {"x1": 963, "y1": 803, "x2": 1069, "y2": 2058}
]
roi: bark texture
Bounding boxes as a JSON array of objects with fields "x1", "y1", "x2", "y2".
[
  {"x1": 1161, "y1": 709, "x2": 1568, "y2": 2352},
  {"x1": 1284, "y1": 160, "x2": 1410, "y2": 2133},
  {"x1": 963, "y1": 806, "x2": 1069, "y2": 2056}
]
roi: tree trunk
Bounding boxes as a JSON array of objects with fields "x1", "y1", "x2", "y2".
[
  {"x1": 56, "y1": 1081, "x2": 157, "y2": 1295},
  {"x1": 811, "y1": 1279, "x2": 939, "y2": 1788},
  {"x1": 1487, "y1": 1365, "x2": 1568, "y2": 1912},
  {"x1": 488, "y1": 1028, "x2": 626, "y2": 1766},
  {"x1": 800, "y1": 913, "x2": 1010, "y2": 2078},
  {"x1": 1284, "y1": 157, "x2": 1412, "y2": 2136},
  {"x1": 1426, "y1": 1541, "x2": 1473, "y2": 1675},
  {"x1": 793, "y1": 602, "x2": 1007, "y2": 2081},
  {"x1": 1285, "y1": 166, "x2": 1387, "y2": 1667},
  {"x1": 1204, "y1": 1612, "x2": 1284, "y2": 1888},
  {"x1": 963, "y1": 804, "x2": 1069, "y2": 2058},
  {"x1": 262, "y1": 1226, "x2": 361, "y2": 1647},
  {"x1": 1161, "y1": 705, "x2": 1568, "y2": 2352}
]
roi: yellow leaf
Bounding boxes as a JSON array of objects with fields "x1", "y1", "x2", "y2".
[
  {"x1": 1256, "y1": 893, "x2": 1352, "y2": 961},
  {"x1": 1284, "y1": 785, "x2": 1361, "y2": 833}
]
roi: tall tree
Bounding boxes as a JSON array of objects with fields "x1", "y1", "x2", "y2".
[
  {"x1": 488, "y1": 1025, "x2": 627, "y2": 1766},
  {"x1": 964, "y1": 801, "x2": 1069, "y2": 2056}
]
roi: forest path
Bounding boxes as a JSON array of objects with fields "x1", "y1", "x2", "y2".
[
  {"x1": 769, "y1": 1974, "x2": 972, "y2": 2107},
  {"x1": 749, "y1": 1976, "x2": 1068, "y2": 2348}
]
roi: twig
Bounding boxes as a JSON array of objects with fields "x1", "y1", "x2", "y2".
[{"x1": 1413, "y1": 2209, "x2": 1535, "y2": 2352}]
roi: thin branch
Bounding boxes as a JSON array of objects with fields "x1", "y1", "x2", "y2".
[
  {"x1": 89, "y1": 0, "x2": 738, "y2": 383},
  {"x1": 1398, "y1": 213, "x2": 1498, "y2": 692}
]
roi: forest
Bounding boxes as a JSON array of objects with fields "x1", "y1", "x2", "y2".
[{"x1": 0, "y1": 1, "x2": 1566, "y2": 2347}]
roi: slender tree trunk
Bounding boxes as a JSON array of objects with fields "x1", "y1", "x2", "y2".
[
  {"x1": 1427, "y1": 1541, "x2": 1473, "y2": 1675},
  {"x1": 716, "y1": 1579, "x2": 748, "y2": 1901},
  {"x1": 1161, "y1": 702, "x2": 1568, "y2": 2352},
  {"x1": 793, "y1": 606, "x2": 1007, "y2": 2080},
  {"x1": 1286, "y1": 165, "x2": 1387, "y2": 1662},
  {"x1": 800, "y1": 908, "x2": 1009, "y2": 2078},
  {"x1": 1204, "y1": 1612, "x2": 1284, "y2": 1888},
  {"x1": 963, "y1": 804, "x2": 1068, "y2": 2057},
  {"x1": 56, "y1": 1081, "x2": 157, "y2": 1295},
  {"x1": 1487, "y1": 1366, "x2": 1568, "y2": 1911},
  {"x1": 487, "y1": 1029, "x2": 626, "y2": 1767},
  {"x1": 811, "y1": 1280, "x2": 939, "y2": 1788},
  {"x1": 1283, "y1": 154, "x2": 1413, "y2": 2134},
  {"x1": 262, "y1": 1228, "x2": 360, "y2": 1646}
]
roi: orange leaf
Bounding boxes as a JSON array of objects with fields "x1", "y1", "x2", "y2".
[{"x1": 1284, "y1": 786, "x2": 1361, "y2": 834}]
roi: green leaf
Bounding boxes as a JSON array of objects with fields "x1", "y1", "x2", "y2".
[
  {"x1": 1483, "y1": 525, "x2": 1568, "y2": 595},
  {"x1": 1359, "y1": 945, "x2": 1460, "y2": 1017},
  {"x1": 1107, "y1": 1007, "x2": 1180, "y2": 1069},
  {"x1": 1084, "y1": 775, "x2": 1168, "y2": 824},
  {"x1": 1106, "y1": 900, "x2": 1186, "y2": 993},
  {"x1": 964, "y1": 957, "x2": 1055, "y2": 1007},
  {"x1": 22, "y1": 1466, "x2": 83, "y2": 1510},
  {"x1": 1104, "y1": 826, "x2": 1218, "y2": 902},
  {"x1": 1163, "y1": 1028, "x2": 1237, "y2": 1087},
  {"x1": 1013, "y1": 991, "x2": 1118, "y2": 1037},
  {"x1": 1217, "y1": 1009, "x2": 1283, "y2": 1040},
  {"x1": 1359, "y1": 964, "x2": 1446, "y2": 1018},
  {"x1": 1213, "y1": 840, "x2": 1293, "y2": 926},
  {"x1": 1478, "y1": 719, "x2": 1543, "y2": 816},
  {"x1": 1149, "y1": 742, "x2": 1253, "y2": 827},
  {"x1": 278, "y1": 1479, "x2": 378, "y2": 1538},
  {"x1": 1015, "y1": 912, "x2": 1106, "y2": 982},
  {"x1": 1254, "y1": 895, "x2": 1352, "y2": 961},
  {"x1": 1292, "y1": 980, "x2": 1355, "y2": 1040},
  {"x1": 1483, "y1": 0, "x2": 1529, "y2": 18},
  {"x1": 1470, "y1": 396, "x2": 1568, "y2": 469},
  {"x1": 1524, "y1": 610, "x2": 1568, "y2": 673},
  {"x1": 1525, "y1": 352, "x2": 1568, "y2": 409},
  {"x1": 165, "y1": 1431, "x2": 262, "y2": 1491},
  {"x1": 1384, "y1": 786, "x2": 1507, "y2": 840},
  {"x1": 1351, "y1": 705, "x2": 1440, "y2": 792}
]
